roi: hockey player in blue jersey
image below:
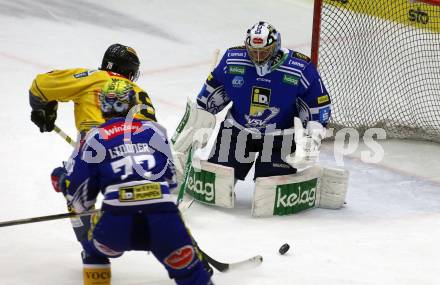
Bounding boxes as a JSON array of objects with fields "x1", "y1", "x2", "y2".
[
  {"x1": 172, "y1": 22, "x2": 349, "y2": 215},
  {"x1": 52, "y1": 79, "x2": 213, "y2": 285}
]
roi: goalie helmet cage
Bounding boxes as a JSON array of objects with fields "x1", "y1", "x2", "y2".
[{"x1": 311, "y1": 0, "x2": 440, "y2": 143}]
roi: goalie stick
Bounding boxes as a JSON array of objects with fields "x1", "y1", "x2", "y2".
[
  {"x1": 46, "y1": 80, "x2": 264, "y2": 272},
  {"x1": 176, "y1": 48, "x2": 220, "y2": 209}
]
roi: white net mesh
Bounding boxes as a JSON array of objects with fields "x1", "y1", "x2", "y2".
[{"x1": 313, "y1": 0, "x2": 440, "y2": 142}]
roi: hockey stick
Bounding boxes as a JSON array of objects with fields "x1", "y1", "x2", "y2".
[
  {"x1": 177, "y1": 148, "x2": 194, "y2": 206},
  {"x1": 0, "y1": 209, "x2": 100, "y2": 228},
  {"x1": 0, "y1": 209, "x2": 263, "y2": 272},
  {"x1": 178, "y1": 197, "x2": 195, "y2": 212},
  {"x1": 177, "y1": 48, "x2": 220, "y2": 210},
  {"x1": 185, "y1": 49, "x2": 264, "y2": 272},
  {"x1": 54, "y1": 124, "x2": 77, "y2": 147},
  {"x1": 199, "y1": 249, "x2": 263, "y2": 272},
  {"x1": 0, "y1": 211, "x2": 263, "y2": 273},
  {"x1": 46, "y1": 77, "x2": 261, "y2": 272},
  {"x1": 209, "y1": 48, "x2": 221, "y2": 71}
]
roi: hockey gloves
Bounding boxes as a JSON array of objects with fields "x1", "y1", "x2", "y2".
[
  {"x1": 286, "y1": 117, "x2": 325, "y2": 170},
  {"x1": 164, "y1": 161, "x2": 178, "y2": 192},
  {"x1": 51, "y1": 166, "x2": 68, "y2": 194},
  {"x1": 31, "y1": 100, "x2": 58, "y2": 132}
]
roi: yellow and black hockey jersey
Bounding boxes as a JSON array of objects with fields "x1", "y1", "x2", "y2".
[{"x1": 29, "y1": 68, "x2": 156, "y2": 133}]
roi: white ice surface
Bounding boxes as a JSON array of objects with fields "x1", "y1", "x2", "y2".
[{"x1": 0, "y1": 0, "x2": 439, "y2": 284}]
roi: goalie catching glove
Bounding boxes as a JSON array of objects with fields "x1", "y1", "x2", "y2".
[
  {"x1": 171, "y1": 99, "x2": 216, "y2": 176},
  {"x1": 285, "y1": 117, "x2": 326, "y2": 170},
  {"x1": 171, "y1": 99, "x2": 216, "y2": 153}
]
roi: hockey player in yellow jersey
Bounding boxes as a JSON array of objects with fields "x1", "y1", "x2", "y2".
[
  {"x1": 29, "y1": 44, "x2": 157, "y2": 285},
  {"x1": 29, "y1": 43, "x2": 157, "y2": 136}
]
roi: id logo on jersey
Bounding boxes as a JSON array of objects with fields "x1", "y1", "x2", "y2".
[
  {"x1": 246, "y1": 87, "x2": 276, "y2": 128},
  {"x1": 250, "y1": 86, "x2": 271, "y2": 115}
]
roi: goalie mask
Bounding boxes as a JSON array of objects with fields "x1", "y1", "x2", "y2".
[
  {"x1": 245, "y1": 21, "x2": 281, "y2": 76},
  {"x1": 99, "y1": 79, "x2": 136, "y2": 119}
]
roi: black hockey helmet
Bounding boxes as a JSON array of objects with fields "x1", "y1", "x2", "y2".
[{"x1": 101, "y1": 43, "x2": 140, "y2": 81}]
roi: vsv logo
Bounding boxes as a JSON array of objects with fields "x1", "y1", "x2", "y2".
[
  {"x1": 274, "y1": 179, "x2": 318, "y2": 215},
  {"x1": 245, "y1": 107, "x2": 279, "y2": 129}
]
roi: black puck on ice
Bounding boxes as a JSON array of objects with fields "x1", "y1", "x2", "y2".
[{"x1": 279, "y1": 243, "x2": 290, "y2": 255}]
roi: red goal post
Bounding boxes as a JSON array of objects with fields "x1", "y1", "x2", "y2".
[
  {"x1": 417, "y1": 0, "x2": 440, "y2": 6},
  {"x1": 311, "y1": 0, "x2": 440, "y2": 142}
]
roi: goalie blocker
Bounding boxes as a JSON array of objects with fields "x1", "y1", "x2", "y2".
[{"x1": 181, "y1": 160, "x2": 348, "y2": 217}]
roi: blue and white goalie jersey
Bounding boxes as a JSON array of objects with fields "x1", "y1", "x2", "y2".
[
  {"x1": 197, "y1": 46, "x2": 331, "y2": 131},
  {"x1": 64, "y1": 118, "x2": 177, "y2": 214}
]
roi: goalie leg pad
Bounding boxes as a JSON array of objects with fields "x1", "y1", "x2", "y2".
[
  {"x1": 171, "y1": 99, "x2": 216, "y2": 154},
  {"x1": 316, "y1": 167, "x2": 349, "y2": 209},
  {"x1": 252, "y1": 166, "x2": 321, "y2": 217},
  {"x1": 184, "y1": 160, "x2": 235, "y2": 208},
  {"x1": 251, "y1": 166, "x2": 349, "y2": 217}
]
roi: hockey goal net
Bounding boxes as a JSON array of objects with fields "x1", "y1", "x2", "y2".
[{"x1": 311, "y1": 0, "x2": 440, "y2": 142}]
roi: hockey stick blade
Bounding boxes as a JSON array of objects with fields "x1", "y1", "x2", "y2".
[
  {"x1": 227, "y1": 255, "x2": 263, "y2": 271},
  {"x1": 201, "y1": 250, "x2": 263, "y2": 272},
  {"x1": 178, "y1": 198, "x2": 195, "y2": 213}
]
